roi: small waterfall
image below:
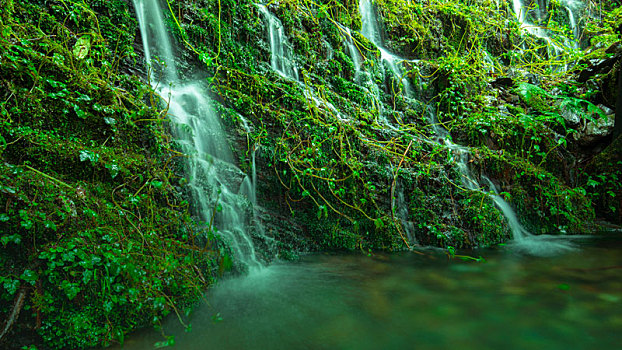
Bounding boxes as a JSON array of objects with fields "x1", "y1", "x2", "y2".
[
  {"x1": 393, "y1": 184, "x2": 417, "y2": 244},
  {"x1": 482, "y1": 177, "x2": 530, "y2": 241},
  {"x1": 511, "y1": 0, "x2": 583, "y2": 51},
  {"x1": 133, "y1": 0, "x2": 262, "y2": 270},
  {"x1": 341, "y1": 27, "x2": 362, "y2": 80},
  {"x1": 512, "y1": 0, "x2": 526, "y2": 24},
  {"x1": 360, "y1": 0, "x2": 383, "y2": 46},
  {"x1": 238, "y1": 145, "x2": 261, "y2": 219},
  {"x1": 359, "y1": 0, "x2": 413, "y2": 97},
  {"x1": 257, "y1": 4, "x2": 299, "y2": 81},
  {"x1": 259, "y1": 4, "x2": 352, "y2": 123},
  {"x1": 132, "y1": 0, "x2": 177, "y2": 81},
  {"x1": 355, "y1": 0, "x2": 552, "y2": 249},
  {"x1": 340, "y1": 25, "x2": 382, "y2": 114},
  {"x1": 561, "y1": 0, "x2": 582, "y2": 43}
]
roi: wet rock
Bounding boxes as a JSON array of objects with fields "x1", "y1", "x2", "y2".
[
  {"x1": 573, "y1": 114, "x2": 615, "y2": 145},
  {"x1": 558, "y1": 100, "x2": 581, "y2": 126},
  {"x1": 490, "y1": 77, "x2": 514, "y2": 88},
  {"x1": 506, "y1": 94, "x2": 520, "y2": 104},
  {"x1": 605, "y1": 41, "x2": 622, "y2": 54},
  {"x1": 598, "y1": 104, "x2": 614, "y2": 116},
  {"x1": 578, "y1": 48, "x2": 622, "y2": 82},
  {"x1": 212, "y1": 159, "x2": 247, "y2": 191}
]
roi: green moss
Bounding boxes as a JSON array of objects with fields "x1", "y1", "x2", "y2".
[
  {"x1": 0, "y1": 1, "x2": 222, "y2": 348},
  {"x1": 582, "y1": 135, "x2": 622, "y2": 224},
  {"x1": 483, "y1": 152, "x2": 594, "y2": 233}
]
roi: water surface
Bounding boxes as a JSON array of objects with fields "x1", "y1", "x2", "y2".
[{"x1": 116, "y1": 236, "x2": 622, "y2": 349}]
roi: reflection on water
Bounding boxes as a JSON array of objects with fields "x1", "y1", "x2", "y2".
[
  {"x1": 506, "y1": 234, "x2": 581, "y2": 257},
  {"x1": 114, "y1": 236, "x2": 622, "y2": 350}
]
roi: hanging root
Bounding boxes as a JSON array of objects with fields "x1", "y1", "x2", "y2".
[{"x1": 0, "y1": 288, "x2": 27, "y2": 344}]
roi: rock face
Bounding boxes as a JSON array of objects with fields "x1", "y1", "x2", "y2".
[
  {"x1": 118, "y1": 0, "x2": 621, "y2": 252},
  {"x1": 573, "y1": 113, "x2": 616, "y2": 146}
]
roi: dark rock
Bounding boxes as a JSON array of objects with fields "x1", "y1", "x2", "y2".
[
  {"x1": 605, "y1": 41, "x2": 622, "y2": 54},
  {"x1": 573, "y1": 114, "x2": 615, "y2": 146},
  {"x1": 490, "y1": 77, "x2": 514, "y2": 88},
  {"x1": 578, "y1": 51, "x2": 622, "y2": 83}
]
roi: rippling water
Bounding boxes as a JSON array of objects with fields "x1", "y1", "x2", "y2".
[{"x1": 113, "y1": 235, "x2": 622, "y2": 349}]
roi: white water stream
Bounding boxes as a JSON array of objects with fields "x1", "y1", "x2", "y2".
[
  {"x1": 133, "y1": 0, "x2": 262, "y2": 270},
  {"x1": 359, "y1": 0, "x2": 414, "y2": 97},
  {"x1": 354, "y1": 0, "x2": 574, "y2": 253},
  {"x1": 257, "y1": 4, "x2": 299, "y2": 81},
  {"x1": 258, "y1": 4, "x2": 350, "y2": 122},
  {"x1": 511, "y1": 0, "x2": 583, "y2": 50}
]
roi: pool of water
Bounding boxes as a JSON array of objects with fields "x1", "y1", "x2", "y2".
[{"x1": 114, "y1": 235, "x2": 622, "y2": 349}]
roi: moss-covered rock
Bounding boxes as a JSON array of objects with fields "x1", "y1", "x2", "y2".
[{"x1": 0, "y1": 1, "x2": 222, "y2": 348}]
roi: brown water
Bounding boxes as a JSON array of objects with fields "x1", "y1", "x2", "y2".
[{"x1": 112, "y1": 235, "x2": 622, "y2": 349}]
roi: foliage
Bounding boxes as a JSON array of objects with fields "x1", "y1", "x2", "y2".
[
  {"x1": 161, "y1": 0, "x2": 615, "y2": 251},
  {"x1": 0, "y1": 1, "x2": 222, "y2": 348},
  {"x1": 1, "y1": 0, "x2": 620, "y2": 346}
]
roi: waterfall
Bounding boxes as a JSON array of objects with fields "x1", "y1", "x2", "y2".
[
  {"x1": 257, "y1": 4, "x2": 299, "y2": 81},
  {"x1": 356, "y1": 0, "x2": 548, "y2": 248},
  {"x1": 393, "y1": 184, "x2": 417, "y2": 244},
  {"x1": 511, "y1": 0, "x2": 583, "y2": 50},
  {"x1": 259, "y1": 3, "x2": 351, "y2": 123},
  {"x1": 561, "y1": 0, "x2": 582, "y2": 43},
  {"x1": 482, "y1": 178, "x2": 530, "y2": 241},
  {"x1": 340, "y1": 25, "x2": 382, "y2": 114},
  {"x1": 511, "y1": 0, "x2": 526, "y2": 24},
  {"x1": 133, "y1": 0, "x2": 262, "y2": 270},
  {"x1": 359, "y1": 0, "x2": 413, "y2": 97},
  {"x1": 443, "y1": 141, "x2": 530, "y2": 242},
  {"x1": 132, "y1": 0, "x2": 178, "y2": 81},
  {"x1": 342, "y1": 27, "x2": 362, "y2": 80}
]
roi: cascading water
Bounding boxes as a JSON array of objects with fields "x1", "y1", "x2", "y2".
[
  {"x1": 339, "y1": 25, "x2": 382, "y2": 113},
  {"x1": 341, "y1": 27, "x2": 362, "y2": 81},
  {"x1": 258, "y1": 4, "x2": 349, "y2": 122},
  {"x1": 561, "y1": 0, "x2": 582, "y2": 43},
  {"x1": 257, "y1": 4, "x2": 299, "y2": 81},
  {"x1": 393, "y1": 184, "x2": 417, "y2": 244},
  {"x1": 133, "y1": 0, "x2": 262, "y2": 270},
  {"x1": 256, "y1": 0, "x2": 574, "y2": 253},
  {"x1": 355, "y1": 0, "x2": 571, "y2": 253},
  {"x1": 359, "y1": 0, "x2": 413, "y2": 97},
  {"x1": 511, "y1": 0, "x2": 584, "y2": 50}
]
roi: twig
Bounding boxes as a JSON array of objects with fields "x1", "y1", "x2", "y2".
[
  {"x1": 0, "y1": 288, "x2": 27, "y2": 343},
  {"x1": 24, "y1": 165, "x2": 73, "y2": 189}
]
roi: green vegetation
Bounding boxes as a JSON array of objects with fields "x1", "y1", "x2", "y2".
[
  {"x1": 1, "y1": 1, "x2": 222, "y2": 348},
  {"x1": 0, "y1": 0, "x2": 620, "y2": 348}
]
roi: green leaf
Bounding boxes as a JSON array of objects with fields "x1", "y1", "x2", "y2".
[
  {"x1": 73, "y1": 35, "x2": 91, "y2": 60},
  {"x1": 61, "y1": 280, "x2": 81, "y2": 300},
  {"x1": 79, "y1": 150, "x2": 100, "y2": 165},
  {"x1": 2, "y1": 278, "x2": 19, "y2": 295},
  {"x1": 44, "y1": 220, "x2": 57, "y2": 231},
  {"x1": 105, "y1": 161, "x2": 119, "y2": 179},
  {"x1": 20, "y1": 270, "x2": 37, "y2": 285},
  {"x1": 587, "y1": 178, "x2": 600, "y2": 187},
  {"x1": 514, "y1": 82, "x2": 551, "y2": 102},
  {"x1": 374, "y1": 218, "x2": 384, "y2": 229},
  {"x1": 82, "y1": 270, "x2": 93, "y2": 285}
]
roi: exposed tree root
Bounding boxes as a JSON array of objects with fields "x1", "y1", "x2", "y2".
[{"x1": 0, "y1": 287, "x2": 27, "y2": 344}]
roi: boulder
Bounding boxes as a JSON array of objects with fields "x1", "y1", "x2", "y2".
[{"x1": 573, "y1": 113, "x2": 616, "y2": 145}]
